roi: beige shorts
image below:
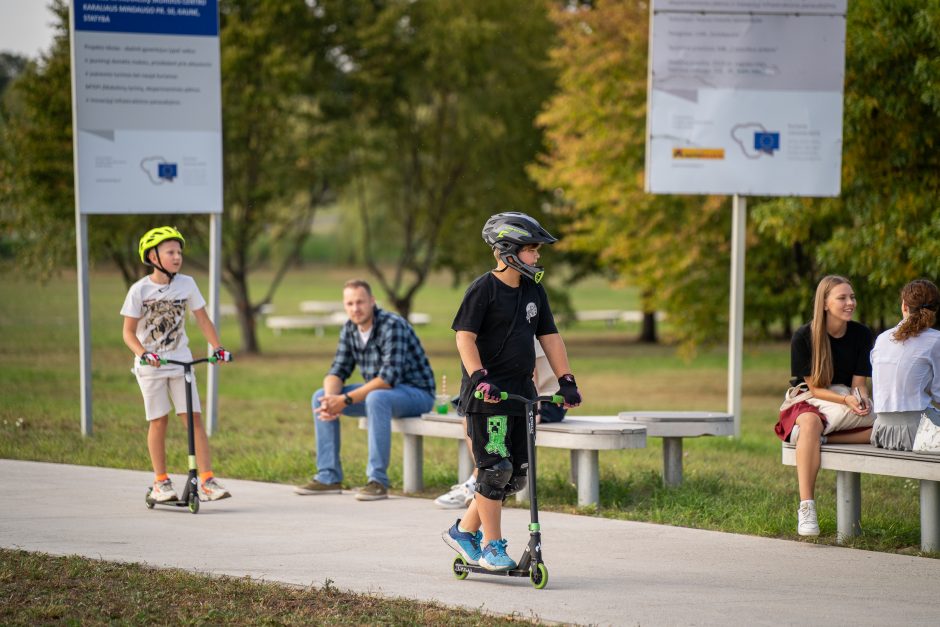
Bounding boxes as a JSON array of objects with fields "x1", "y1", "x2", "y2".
[{"x1": 136, "y1": 371, "x2": 201, "y2": 421}]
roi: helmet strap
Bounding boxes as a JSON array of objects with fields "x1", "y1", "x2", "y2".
[{"x1": 150, "y1": 249, "x2": 177, "y2": 282}]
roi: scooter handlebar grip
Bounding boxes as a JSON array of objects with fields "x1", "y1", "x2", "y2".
[
  {"x1": 473, "y1": 391, "x2": 509, "y2": 400},
  {"x1": 551, "y1": 394, "x2": 564, "y2": 404}
]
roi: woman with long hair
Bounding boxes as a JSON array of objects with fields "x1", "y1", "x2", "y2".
[
  {"x1": 870, "y1": 279, "x2": 940, "y2": 450},
  {"x1": 776, "y1": 275, "x2": 874, "y2": 537}
]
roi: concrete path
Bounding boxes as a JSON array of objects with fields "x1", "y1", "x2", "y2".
[{"x1": 2, "y1": 459, "x2": 939, "y2": 626}]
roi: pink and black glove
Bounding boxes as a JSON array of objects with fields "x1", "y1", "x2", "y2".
[
  {"x1": 140, "y1": 352, "x2": 161, "y2": 367},
  {"x1": 557, "y1": 374, "x2": 581, "y2": 407},
  {"x1": 471, "y1": 368, "x2": 501, "y2": 403},
  {"x1": 213, "y1": 346, "x2": 233, "y2": 363}
]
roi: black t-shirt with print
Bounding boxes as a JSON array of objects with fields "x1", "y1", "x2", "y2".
[
  {"x1": 452, "y1": 272, "x2": 558, "y2": 416},
  {"x1": 790, "y1": 320, "x2": 874, "y2": 386}
]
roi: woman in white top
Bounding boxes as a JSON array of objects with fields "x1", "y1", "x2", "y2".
[{"x1": 870, "y1": 279, "x2": 940, "y2": 450}]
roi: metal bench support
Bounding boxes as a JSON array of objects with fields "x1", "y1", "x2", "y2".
[
  {"x1": 663, "y1": 437, "x2": 683, "y2": 487},
  {"x1": 921, "y1": 480, "x2": 940, "y2": 552},
  {"x1": 836, "y1": 470, "x2": 861, "y2": 543},
  {"x1": 402, "y1": 434, "x2": 423, "y2": 494}
]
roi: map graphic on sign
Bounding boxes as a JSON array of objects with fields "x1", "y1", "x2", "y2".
[{"x1": 730, "y1": 124, "x2": 780, "y2": 159}]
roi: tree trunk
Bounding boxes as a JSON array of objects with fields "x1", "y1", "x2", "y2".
[
  {"x1": 228, "y1": 274, "x2": 259, "y2": 354},
  {"x1": 639, "y1": 311, "x2": 658, "y2": 343}
]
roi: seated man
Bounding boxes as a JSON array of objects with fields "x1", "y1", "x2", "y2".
[{"x1": 295, "y1": 279, "x2": 436, "y2": 501}]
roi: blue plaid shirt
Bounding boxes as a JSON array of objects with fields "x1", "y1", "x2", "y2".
[{"x1": 328, "y1": 307, "x2": 436, "y2": 395}]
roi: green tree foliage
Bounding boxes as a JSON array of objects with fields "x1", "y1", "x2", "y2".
[
  {"x1": 0, "y1": 0, "x2": 150, "y2": 281},
  {"x1": 535, "y1": 1, "x2": 940, "y2": 346},
  {"x1": 752, "y1": 0, "x2": 940, "y2": 330},
  {"x1": 209, "y1": 0, "x2": 350, "y2": 352},
  {"x1": 530, "y1": 1, "x2": 736, "y2": 348},
  {"x1": 0, "y1": 52, "x2": 27, "y2": 97},
  {"x1": 338, "y1": 0, "x2": 558, "y2": 317}
]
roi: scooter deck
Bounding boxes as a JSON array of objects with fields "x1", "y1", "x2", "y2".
[{"x1": 454, "y1": 562, "x2": 533, "y2": 578}]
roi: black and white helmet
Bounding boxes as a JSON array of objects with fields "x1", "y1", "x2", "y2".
[{"x1": 482, "y1": 212, "x2": 557, "y2": 283}]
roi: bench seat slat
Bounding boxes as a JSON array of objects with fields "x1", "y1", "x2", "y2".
[{"x1": 781, "y1": 443, "x2": 940, "y2": 481}]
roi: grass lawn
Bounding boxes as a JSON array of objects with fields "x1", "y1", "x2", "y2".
[
  {"x1": 0, "y1": 548, "x2": 534, "y2": 626},
  {"x1": 0, "y1": 264, "x2": 930, "y2": 560}
]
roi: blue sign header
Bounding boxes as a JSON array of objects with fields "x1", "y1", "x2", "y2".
[{"x1": 76, "y1": 1, "x2": 218, "y2": 37}]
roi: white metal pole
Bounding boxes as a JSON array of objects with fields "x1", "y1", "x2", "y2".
[
  {"x1": 69, "y1": 3, "x2": 93, "y2": 436},
  {"x1": 728, "y1": 194, "x2": 746, "y2": 437},
  {"x1": 206, "y1": 213, "x2": 222, "y2": 436},
  {"x1": 77, "y1": 214, "x2": 93, "y2": 436}
]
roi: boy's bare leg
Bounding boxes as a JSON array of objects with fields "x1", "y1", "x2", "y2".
[
  {"x1": 462, "y1": 494, "x2": 501, "y2": 545},
  {"x1": 179, "y1": 411, "x2": 213, "y2": 473},
  {"x1": 148, "y1": 415, "x2": 169, "y2": 476}
]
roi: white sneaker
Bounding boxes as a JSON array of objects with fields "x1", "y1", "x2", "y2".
[
  {"x1": 199, "y1": 477, "x2": 231, "y2": 501},
  {"x1": 434, "y1": 482, "x2": 475, "y2": 509},
  {"x1": 151, "y1": 479, "x2": 177, "y2": 502},
  {"x1": 798, "y1": 500, "x2": 820, "y2": 536}
]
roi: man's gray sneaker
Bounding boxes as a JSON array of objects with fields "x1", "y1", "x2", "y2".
[
  {"x1": 294, "y1": 479, "x2": 342, "y2": 495},
  {"x1": 354, "y1": 480, "x2": 388, "y2": 501}
]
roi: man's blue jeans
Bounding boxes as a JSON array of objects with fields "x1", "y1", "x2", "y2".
[{"x1": 312, "y1": 384, "x2": 434, "y2": 487}]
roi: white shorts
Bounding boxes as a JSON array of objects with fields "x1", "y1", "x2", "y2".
[{"x1": 136, "y1": 371, "x2": 201, "y2": 421}]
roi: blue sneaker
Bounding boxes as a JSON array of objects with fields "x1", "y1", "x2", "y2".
[
  {"x1": 479, "y1": 538, "x2": 517, "y2": 571},
  {"x1": 442, "y1": 519, "x2": 483, "y2": 565}
]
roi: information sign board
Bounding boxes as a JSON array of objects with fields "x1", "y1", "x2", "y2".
[
  {"x1": 645, "y1": 1, "x2": 847, "y2": 196},
  {"x1": 71, "y1": 1, "x2": 222, "y2": 213}
]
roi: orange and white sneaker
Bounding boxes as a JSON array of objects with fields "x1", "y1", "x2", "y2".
[
  {"x1": 199, "y1": 477, "x2": 231, "y2": 501},
  {"x1": 151, "y1": 479, "x2": 178, "y2": 502}
]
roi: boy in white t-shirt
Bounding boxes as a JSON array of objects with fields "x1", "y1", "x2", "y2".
[{"x1": 121, "y1": 226, "x2": 232, "y2": 503}]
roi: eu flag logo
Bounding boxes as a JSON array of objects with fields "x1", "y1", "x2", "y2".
[
  {"x1": 753, "y1": 132, "x2": 780, "y2": 155},
  {"x1": 158, "y1": 163, "x2": 178, "y2": 181}
]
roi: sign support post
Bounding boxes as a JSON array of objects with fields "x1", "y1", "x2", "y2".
[
  {"x1": 728, "y1": 194, "x2": 746, "y2": 436},
  {"x1": 206, "y1": 213, "x2": 222, "y2": 436},
  {"x1": 76, "y1": 213, "x2": 93, "y2": 436}
]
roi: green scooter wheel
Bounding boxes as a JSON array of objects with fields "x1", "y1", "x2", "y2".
[
  {"x1": 188, "y1": 494, "x2": 200, "y2": 514},
  {"x1": 452, "y1": 555, "x2": 469, "y2": 580},
  {"x1": 145, "y1": 488, "x2": 155, "y2": 509},
  {"x1": 530, "y1": 562, "x2": 548, "y2": 589}
]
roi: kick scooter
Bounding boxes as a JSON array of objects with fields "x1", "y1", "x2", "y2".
[
  {"x1": 143, "y1": 355, "x2": 224, "y2": 514},
  {"x1": 450, "y1": 390, "x2": 564, "y2": 590}
]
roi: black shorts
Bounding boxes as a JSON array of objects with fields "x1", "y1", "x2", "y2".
[
  {"x1": 538, "y1": 401, "x2": 566, "y2": 423},
  {"x1": 467, "y1": 412, "x2": 528, "y2": 472}
]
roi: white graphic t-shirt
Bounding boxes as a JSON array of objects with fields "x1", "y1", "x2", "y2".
[{"x1": 120, "y1": 273, "x2": 207, "y2": 378}]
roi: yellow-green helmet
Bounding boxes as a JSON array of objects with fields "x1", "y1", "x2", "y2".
[{"x1": 138, "y1": 226, "x2": 185, "y2": 265}]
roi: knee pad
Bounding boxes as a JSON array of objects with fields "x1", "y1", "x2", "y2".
[
  {"x1": 475, "y1": 458, "x2": 513, "y2": 500},
  {"x1": 504, "y1": 471, "x2": 528, "y2": 497}
]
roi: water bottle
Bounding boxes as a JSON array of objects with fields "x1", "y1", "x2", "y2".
[{"x1": 435, "y1": 374, "x2": 449, "y2": 414}]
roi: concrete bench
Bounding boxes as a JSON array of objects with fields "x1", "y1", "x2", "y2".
[
  {"x1": 781, "y1": 442, "x2": 940, "y2": 551},
  {"x1": 359, "y1": 413, "x2": 646, "y2": 506},
  {"x1": 218, "y1": 303, "x2": 275, "y2": 317},
  {"x1": 575, "y1": 310, "x2": 624, "y2": 326},
  {"x1": 299, "y1": 300, "x2": 344, "y2": 314},
  {"x1": 265, "y1": 313, "x2": 345, "y2": 336},
  {"x1": 618, "y1": 411, "x2": 735, "y2": 486}
]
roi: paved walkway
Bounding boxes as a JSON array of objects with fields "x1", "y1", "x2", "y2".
[{"x1": 2, "y1": 459, "x2": 939, "y2": 626}]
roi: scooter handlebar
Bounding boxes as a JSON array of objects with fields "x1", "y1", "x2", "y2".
[
  {"x1": 473, "y1": 391, "x2": 564, "y2": 404},
  {"x1": 139, "y1": 356, "x2": 219, "y2": 366}
]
